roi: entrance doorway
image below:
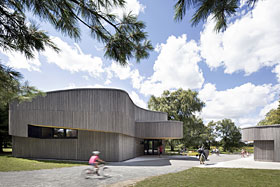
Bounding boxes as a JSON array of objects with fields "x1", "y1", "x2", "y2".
[{"x1": 144, "y1": 139, "x2": 162, "y2": 155}]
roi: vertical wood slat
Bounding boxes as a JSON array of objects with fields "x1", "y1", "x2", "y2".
[
  {"x1": 10, "y1": 88, "x2": 178, "y2": 138},
  {"x1": 10, "y1": 88, "x2": 183, "y2": 161},
  {"x1": 242, "y1": 125, "x2": 280, "y2": 162},
  {"x1": 135, "y1": 121, "x2": 183, "y2": 139},
  {"x1": 254, "y1": 140, "x2": 274, "y2": 161}
]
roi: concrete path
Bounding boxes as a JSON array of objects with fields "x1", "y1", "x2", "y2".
[
  {"x1": 0, "y1": 154, "x2": 252, "y2": 187},
  {"x1": 197, "y1": 154, "x2": 280, "y2": 170}
]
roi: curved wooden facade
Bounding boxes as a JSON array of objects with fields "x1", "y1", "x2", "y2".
[
  {"x1": 9, "y1": 88, "x2": 183, "y2": 161},
  {"x1": 242, "y1": 125, "x2": 280, "y2": 162}
]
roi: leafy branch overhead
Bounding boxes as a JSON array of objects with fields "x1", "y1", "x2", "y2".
[
  {"x1": 174, "y1": 0, "x2": 259, "y2": 32},
  {"x1": 0, "y1": 64, "x2": 45, "y2": 108},
  {"x1": 0, "y1": 0, "x2": 153, "y2": 65}
]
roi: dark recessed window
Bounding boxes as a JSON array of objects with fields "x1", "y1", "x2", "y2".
[
  {"x1": 66, "y1": 129, "x2": 77, "y2": 138},
  {"x1": 53, "y1": 128, "x2": 65, "y2": 138},
  {"x1": 28, "y1": 125, "x2": 77, "y2": 139}
]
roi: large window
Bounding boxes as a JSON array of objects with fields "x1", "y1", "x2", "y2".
[{"x1": 28, "y1": 125, "x2": 78, "y2": 139}]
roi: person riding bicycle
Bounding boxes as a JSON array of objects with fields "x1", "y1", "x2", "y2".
[
  {"x1": 89, "y1": 151, "x2": 104, "y2": 175},
  {"x1": 197, "y1": 146, "x2": 206, "y2": 160}
]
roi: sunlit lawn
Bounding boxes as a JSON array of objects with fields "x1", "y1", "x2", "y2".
[
  {"x1": 0, "y1": 154, "x2": 85, "y2": 172},
  {"x1": 135, "y1": 167, "x2": 280, "y2": 187}
]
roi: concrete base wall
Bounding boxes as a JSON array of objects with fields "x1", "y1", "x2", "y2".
[{"x1": 12, "y1": 130, "x2": 144, "y2": 162}]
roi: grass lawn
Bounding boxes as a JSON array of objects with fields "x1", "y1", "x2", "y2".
[
  {"x1": 135, "y1": 167, "x2": 280, "y2": 187},
  {"x1": 0, "y1": 155, "x2": 85, "y2": 172}
]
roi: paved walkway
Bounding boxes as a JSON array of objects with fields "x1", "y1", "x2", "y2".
[
  {"x1": 197, "y1": 154, "x2": 280, "y2": 170},
  {"x1": 1, "y1": 154, "x2": 278, "y2": 187}
]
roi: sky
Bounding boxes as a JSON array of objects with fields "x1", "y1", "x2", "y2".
[{"x1": 1, "y1": 0, "x2": 280, "y2": 128}]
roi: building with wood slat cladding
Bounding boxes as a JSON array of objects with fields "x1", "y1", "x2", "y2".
[
  {"x1": 242, "y1": 125, "x2": 280, "y2": 162},
  {"x1": 9, "y1": 88, "x2": 183, "y2": 161}
]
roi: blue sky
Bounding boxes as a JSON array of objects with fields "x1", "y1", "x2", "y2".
[{"x1": 1, "y1": 0, "x2": 280, "y2": 127}]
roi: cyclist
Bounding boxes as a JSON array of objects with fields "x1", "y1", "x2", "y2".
[
  {"x1": 89, "y1": 151, "x2": 104, "y2": 175},
  {"x1": 197, "y1": 146, "x2": 206, "y2": 162}
]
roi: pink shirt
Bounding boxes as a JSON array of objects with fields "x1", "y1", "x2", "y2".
[{"x1": 89, "y1": 155, "x2": 99, "y2": 164}]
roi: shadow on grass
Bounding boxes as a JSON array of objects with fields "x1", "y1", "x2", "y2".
[
  {"x1": 26, "y1": 158, "x2": 88, "y2": 165},
  {"x1": 0, "y1": 154, "x2": 87, "y2": 165},
  {"x1": 1, "y1": 152, "x2": 200, "y2": 167},
  {"x1": 0, "y1": 152, "x2": 12, "y2": 156}
]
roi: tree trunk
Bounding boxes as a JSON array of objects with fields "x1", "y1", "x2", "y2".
[
  {"x1": 0, "y1": 138, "x2": 3, "y2": 153},
  {"x1": 4, "y1": 141, "x2": 7, "y2": 148},
  {"x1": 170, "y1": 144, "x2": 175, "y2": 151}
]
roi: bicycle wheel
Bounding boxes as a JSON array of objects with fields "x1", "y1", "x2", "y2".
[
  {"x1": 100, "y1": 166, "x2": 111, "y2": 177},
  {"x1": 81, "y1": 168, "x2": 92, "y2": 179}
]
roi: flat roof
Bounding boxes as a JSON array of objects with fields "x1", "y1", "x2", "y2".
[{"x1": 242, "y1": 124, "x2": 280, "y2": 130}]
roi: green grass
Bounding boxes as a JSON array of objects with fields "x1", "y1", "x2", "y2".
[
  {"x1": 135, "y1": 168, "x2": 280, "y2": 187},
  {"x1": 0, "y1": 155, "x2": 85, "y2": 172}
]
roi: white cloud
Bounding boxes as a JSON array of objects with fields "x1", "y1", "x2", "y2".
[
  {"x1": 105, "y1": 62, "x2": 144, "y2": 89},
  {"x1": 273, "y1": 64, "x2": 280, "y2": 82},
  {"x1": 140, "y1": 34, "x2": 204, "y2": 96},
  {"x1": 200, "y1": 0, "x2": 280, "y2": 75},
  {"x1": 106, "y1": 35, "x2": 204, "y2": 96},
  {"x1": 259, "y1": 100, "x2": 278, "y2": 117},
  {"x1": 110, "y1": 0, "x2": 145, "y2": 18},
  {"x1": 199, "y1": 83, "x2": 279, "y2": 127},
  {"x1": 154, "y1": 43, "x2": 162, "y2": 52},
  {"x1": 42, "y1": 37, "x2": 104, "y2": 77},
  {"x1": 106, "y1": 62, "x2": 133, "y2": 80},
  {"x1": 82, "y1": 75, "x2": 89, "y2": 81},
  {"x1": 0, "y1": 49, "x2": 41, "y2": 71},
  {"x1": 129, "y1": 91, "x2": 147, "y2": 109},
  {"x1": 62, "y1": 83, "x2": 118, "y2": 90}
]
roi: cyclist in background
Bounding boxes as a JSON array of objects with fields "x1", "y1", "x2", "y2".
[
  {"x1": 89, "y1": 151, "x2": 104, "y2": 175},
  {"x1": 198, "y1": 146, "x2": 206, "y2": 160}
]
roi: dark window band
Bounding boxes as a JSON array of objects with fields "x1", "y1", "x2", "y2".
[{"x1": 28, "y1": 125, "x2": 78, "y2": 139}]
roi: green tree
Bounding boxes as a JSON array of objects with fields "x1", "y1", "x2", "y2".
[
  {"x1": 215, "y1": 119, "x2": 242, "y2": 152},
  {"x1": 200, "y1": 121, "x2": 219, "y2": 149},
  {"x1": 183, "y1": 116, "x2": 206, "y2": 148},
  {"x1": 258, "y1": 101, "x2": 280, "y2": 126},
  {"x1": 1, "y1": 0, "x2": 152, "y2": 65},
  {"x1": 0, "y1": 65, "x2": 22, "y2": 107},
  {"x1": 174, "y1": 0, "x2": 258, "y2": 32},
  {"x1": 0, "y1": 65, "x2": 44, "y2": 153},
  {"x1": 148, "y1": 88, "x2": 205, "y2": 150}
]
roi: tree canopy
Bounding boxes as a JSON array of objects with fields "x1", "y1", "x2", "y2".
[
  {"x1": 215, "y1": 119, "x2": 242, "y2": 152},
  {"x1": 174, "y1": 0, "x2": 258, "y2": 32},
  {"x1": 258, "y1": 100, "x2": 280, "y2": 126},
  {"x1": 0, "y1": 65, "x2": 44, "y2": 152},
  {"x1": 0, "y1": 0, "x2": 153, "y2": 65}
]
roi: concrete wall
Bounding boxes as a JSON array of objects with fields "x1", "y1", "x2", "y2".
[{"x1": 242, "y1": 125, "x2": 280, "y2": 162}]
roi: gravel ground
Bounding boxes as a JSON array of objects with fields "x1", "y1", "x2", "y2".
[{"x1": 0, "y1": 154, "x2": 241, "y2": 187}]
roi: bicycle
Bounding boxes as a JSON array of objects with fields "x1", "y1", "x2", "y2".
[
  {"x1": 199, "y1": 153, "x2": 206, "y2": 164},
  {"x1": 81, "y1": 164, "x2": 111, "y2": 179}
]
